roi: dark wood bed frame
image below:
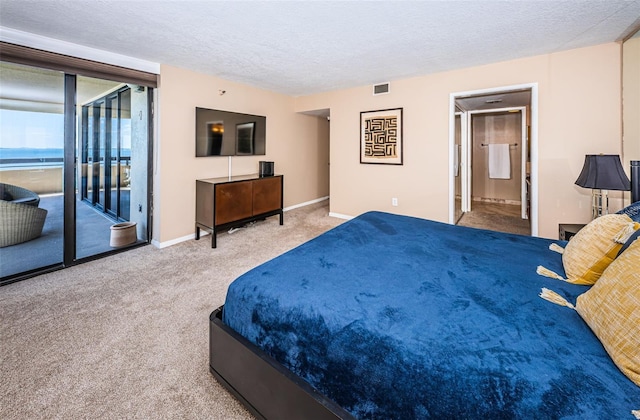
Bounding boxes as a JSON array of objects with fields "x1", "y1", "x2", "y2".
[
  {"x1": 209, "y1": 161, "x2": 640, "y2": 419},
  {"x1": 209, "y1": 307, "x2": 355, "y2": 419}
]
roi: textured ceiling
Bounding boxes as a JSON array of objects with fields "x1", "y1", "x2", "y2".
[{"x1": 1, "y1": 0, "x2": 640, "y2": 97}]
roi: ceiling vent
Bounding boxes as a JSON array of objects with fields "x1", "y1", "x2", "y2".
[{"x1": 373, "y1": 82, "x2": 390, "y2": 96}]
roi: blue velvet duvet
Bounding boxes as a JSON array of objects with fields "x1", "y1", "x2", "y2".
[{"x1": 223, "y1": 211, "x2": 639, "y2": 419}]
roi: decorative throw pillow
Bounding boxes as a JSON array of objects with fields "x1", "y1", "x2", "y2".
[
  {"x1": 562, "y1": 214, "x2": 639, "y2": 285},
  {"x1": 617, "y1": 200, "x2": 640, "y2": 222},
  {"x1": 575, "y1": 238, "x2": 640, "y2": 386}
]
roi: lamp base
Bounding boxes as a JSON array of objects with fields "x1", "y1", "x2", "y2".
[{"x1": 591, "y1": 189, "x2": 609, "y2": 219}]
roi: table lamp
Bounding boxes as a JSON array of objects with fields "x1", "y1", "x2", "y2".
[{"x1": 575, "y1": 154, "x2": 630, "y2": 219}]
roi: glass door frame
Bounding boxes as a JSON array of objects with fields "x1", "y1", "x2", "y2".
[{"x1": 80, "y1": 86, "x2": 132, "y2": 223}]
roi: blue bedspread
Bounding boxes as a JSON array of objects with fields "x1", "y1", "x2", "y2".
[{"x1": 223, "y1": 211, "x2": 639, "y2": 419}]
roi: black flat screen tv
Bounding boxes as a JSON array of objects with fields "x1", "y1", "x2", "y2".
[{"x1": 195, "y1": 107, "x2": 266, "y2": 157}]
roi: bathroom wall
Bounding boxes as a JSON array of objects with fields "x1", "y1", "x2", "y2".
[{"x1": 471, "y1": 112, "x2": 522, "y2": 204}]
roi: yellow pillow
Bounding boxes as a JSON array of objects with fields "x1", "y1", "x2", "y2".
[
  {"x1": 562, "y1": 214, "x2": 639, "y2": 285},
  {"x1": 576, "y1": 238, "x2": 640, "y2": 386}
]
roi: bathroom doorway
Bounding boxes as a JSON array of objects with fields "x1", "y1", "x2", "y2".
[{"x1": 449, "y1": 84, "x2": 538, "y2": 236}]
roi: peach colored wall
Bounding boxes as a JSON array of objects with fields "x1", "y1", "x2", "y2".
[
  {"x1": 623, "y1": 35, "x2": 640, "y2": 174},
  {"x1": 295, "y1": 43, "x2": 623, "y2": 239},
  {"x1": 155, "y1": 65, "x2": 329, "y2": 245}
]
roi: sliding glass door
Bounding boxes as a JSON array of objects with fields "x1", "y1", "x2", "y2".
[
  {"x1": 0, "y1": 59, "x2": 153, "y2": 283},
  {"x1": 76, "y1": 77, "x2": 150, "y2": 260},
  {"x1": 81, "y1": 85, "x2": 131, "y2": 221},
  {"x1": 0, "y1": 62, "x2": 65, "y2": 278}
]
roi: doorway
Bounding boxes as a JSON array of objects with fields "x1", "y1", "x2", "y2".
[
  {"x1": 449, "y1": 84, "x2": 538, "y2": 236},
  {"x1": 299, "y1": 108, "x2": 331, "y2": 211}
]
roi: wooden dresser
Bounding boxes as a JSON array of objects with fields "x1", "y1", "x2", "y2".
[{"x1": 196, "y1": 174, "x2": 283, "y2": 248}]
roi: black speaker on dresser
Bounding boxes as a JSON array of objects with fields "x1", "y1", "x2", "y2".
[{"x1": 259, "y1": 161, "x2": 274, "y2": 177}]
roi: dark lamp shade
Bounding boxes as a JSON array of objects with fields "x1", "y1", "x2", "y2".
[{"x1": 575, "y1": 155, "x2": 630, "y2": 191}]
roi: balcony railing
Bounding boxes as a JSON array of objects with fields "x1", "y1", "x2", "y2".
[{"x1": 0, "y1": 157, "x2": 131, "y2": 195}]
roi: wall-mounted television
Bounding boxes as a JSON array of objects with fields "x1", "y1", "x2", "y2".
[{"x1": 195, "y1": 107, "x2": 266, "y2": 156}]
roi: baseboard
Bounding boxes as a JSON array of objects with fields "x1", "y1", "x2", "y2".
[
  {"x1": 152, "y1": 232, "x2": 202, "y2": 249},
  {"x1": 283, "y1": 196, "x2": 328, "y2": 212},
  {"x1": 472, "y1": 197, "x2": 522, "y2": 206},
  {"x1": 329, "y1": 212, "x2": 353, "y2": 220}
]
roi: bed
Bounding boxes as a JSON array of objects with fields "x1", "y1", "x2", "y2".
[{"x1": 210, "y1": 204, "x2": 640, "y2": 418}]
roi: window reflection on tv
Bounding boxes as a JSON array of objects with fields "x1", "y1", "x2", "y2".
[{"x1": 195, "y1": 107, "x2": 266, "y2": 157}]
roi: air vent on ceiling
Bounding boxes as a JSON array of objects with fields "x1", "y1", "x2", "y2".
[{"x1": 373, "y1": 82, "x2": 390, "y2": 96}]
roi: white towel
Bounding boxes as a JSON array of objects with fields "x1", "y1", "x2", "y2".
[{"x1": 488, "y1": 144, "x2": 511, "y2": 179}]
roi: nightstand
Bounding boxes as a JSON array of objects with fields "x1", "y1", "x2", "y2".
[{"x1": 559, "y1": 223, "x2": 586, "y2": 241}]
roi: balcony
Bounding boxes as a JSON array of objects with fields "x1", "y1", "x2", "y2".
[{"x1": 0, "y1": 158, "x2": 134, "y2": 279}]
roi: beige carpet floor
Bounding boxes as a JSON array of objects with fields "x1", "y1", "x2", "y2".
[{"x1": 0, "y1": 201, "x2": 343, "y2": 420}]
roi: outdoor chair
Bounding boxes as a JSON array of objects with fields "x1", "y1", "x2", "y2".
[{"x1": 0, "y1": 183, "x2": 48, "y2": 247}]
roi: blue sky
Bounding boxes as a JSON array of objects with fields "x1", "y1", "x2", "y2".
[{"x1": 0, "y1": 109, "x2": 64, "y2": 149}]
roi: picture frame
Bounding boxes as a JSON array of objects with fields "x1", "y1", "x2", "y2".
[
  {"x1": 236, "y1": 122, "x2": 255, "y2": 155},
  {"x1": 360, "y1": 108, "x2": 403, "y2": 165}
]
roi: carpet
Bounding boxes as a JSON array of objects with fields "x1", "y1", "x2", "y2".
[{"x1": 0, "y1": 201, "x2": 343, "y2": 419}]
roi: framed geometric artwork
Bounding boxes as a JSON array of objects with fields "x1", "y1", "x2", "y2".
[{"x1": 360, "y1": 108, "x2": 403, "y2": 165}]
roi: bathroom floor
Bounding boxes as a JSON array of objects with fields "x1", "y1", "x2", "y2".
[{"x1": 457, "y1": 201, "x2": 531, "y2": 236}]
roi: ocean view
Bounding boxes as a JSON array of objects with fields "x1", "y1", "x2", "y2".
[
  {"x1": 0, "y1": 147, "x2": 64, "y2": 160},
  {"x1": 0, "y1": 148, "x2": 131, "y2": 168}
]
